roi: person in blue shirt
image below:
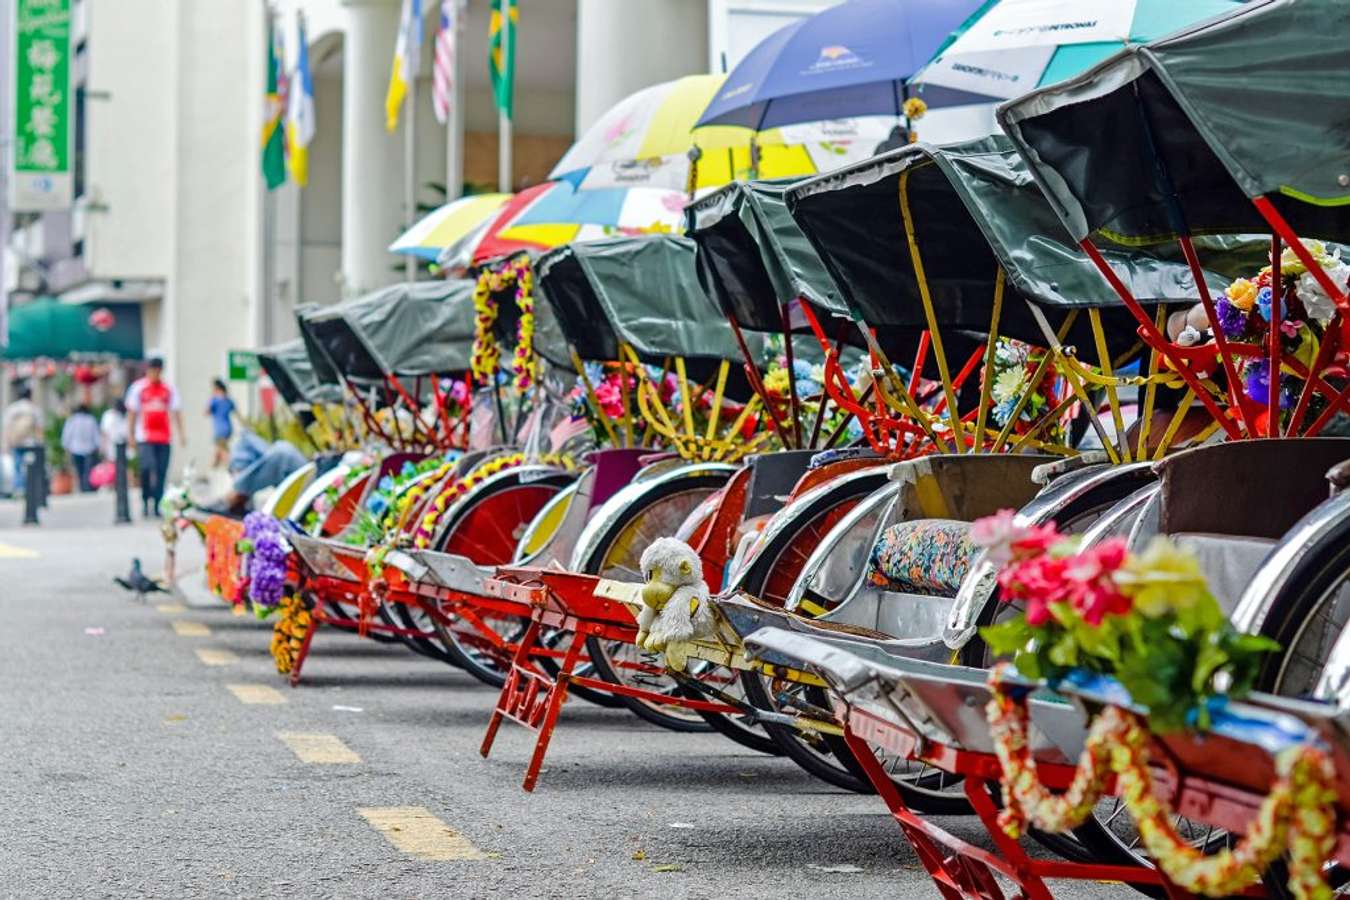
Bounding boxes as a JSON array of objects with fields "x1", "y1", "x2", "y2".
[{"x1": 206, "y1": 378, "x2": 237, "y2": 468}]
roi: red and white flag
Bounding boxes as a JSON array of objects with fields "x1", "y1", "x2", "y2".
[{"x1": 432, "y1": 0, "x2": 457, "y2": 124}]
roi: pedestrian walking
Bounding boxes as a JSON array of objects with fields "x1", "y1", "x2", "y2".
[
  {"x1": 125, "y1": 358, "x2": 185, "y2": 518},
  {"x1": 61, "y1": 405, "x2": 101, "y2": 493},
  {"x1": 100, "y1": 399, "x2": 129, "y2": 460},
  {"x1": 207, "y1": 378, "x2": 238, "y2": 468},
  {"x1": 2, "y1": 386, "x2": 43, "y2": 497}
]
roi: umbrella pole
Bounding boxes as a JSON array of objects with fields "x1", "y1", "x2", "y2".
[{"x1": 781, "y1": 302, "x2": 803, "y2": 447}]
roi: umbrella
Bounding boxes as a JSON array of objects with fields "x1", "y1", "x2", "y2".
[
  {"x1": 389, "y1": 193, "x2": 512, "y2": 260},
  {"x1": 503, "y1": 181, "x2": 687, "y2": 233},
  {"x1": 910, "y1": 0, "x2": 1241, "y2": 108},
  {"x1": 551, "y1": 74, "x2": 884, "y2": 194},
  {"x1": 695, "y1": 0, "x2": 989, "y2": 132},
  {"x1": 435, "y1": 183, "x2": 628, "y2": 269}
]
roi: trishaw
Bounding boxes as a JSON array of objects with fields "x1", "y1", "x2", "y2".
[{"x1": 714, "y1": 2, "x2": 1350, "y2": 895}]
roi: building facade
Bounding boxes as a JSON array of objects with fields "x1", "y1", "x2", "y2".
[{"x1": 2, "y1": 0, "x2": 851, "y2": 457}]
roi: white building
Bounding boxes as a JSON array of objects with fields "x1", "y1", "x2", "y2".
[{"x1": 1, "y1": 0, "x2": 883, "y2": 458}]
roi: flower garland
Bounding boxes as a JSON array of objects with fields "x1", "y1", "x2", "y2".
[
  {"x1": 983, "y1": 339, "x2": 1059, "y2": 433},
  {"x1": 972, "y1": 510, "x2": 1277, "y2": 731},
  {"x1": 408, "y1": 452, "x2": 527, "y2": 551},
  {"x1": 986, "y1": 671, "x2": 1337, "y2": 898},
  {"x1": 239, "y1": 511, "x2": 288, "y2": 614},
  {"x1": 204, "y1": 515, "x2": 247, "y2": 606},
  {"x1": 472, "y1": 256, "x2": 539, "y2": 394},
  {"x1": 270, "y1": 592, "x2": 312, "y2": 674}
]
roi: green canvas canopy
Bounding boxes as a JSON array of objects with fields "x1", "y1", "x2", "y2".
[
  {"x1": 299, "y1": 280, "x2": 478, "y2": 382},
  {"x1": 3, "y1": 298, "x2": 143, "y2": 360},
  {"x1": 685, "y1": 179, "x2": 849, "y2": 332},
  {"x1": 257, "y1": 339, "x2": 339, "y2": 407},
  {"x1": 785, "y1": 135, "x2": 1236, "y2": 357},
  {"x1": 535, "y1": 235, "x2": 769, "y2": 372},
  {"x1": 998, "y1": 0, "x2": 1350, "y2": 245}
]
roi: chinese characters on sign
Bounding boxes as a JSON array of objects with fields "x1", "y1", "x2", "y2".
[{"x1": 9, "y1": 0, "x2": 72, "y2": 211}]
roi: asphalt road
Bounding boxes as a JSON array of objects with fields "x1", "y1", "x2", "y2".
[{"x1": 0, "y1": 495, "x2": 1126, "y2": 898}]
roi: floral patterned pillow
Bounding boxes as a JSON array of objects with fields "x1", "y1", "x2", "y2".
[{"x1": 869, "y1": 518, "x2": 976, "y2": 595}]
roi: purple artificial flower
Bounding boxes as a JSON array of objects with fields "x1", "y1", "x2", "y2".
[
  {"x1": 242, "y1": 512, "x2": 288, "y2": 609},
  {"x1": 1215, "y1": 294, "x2": 1248, "y2": 340}
]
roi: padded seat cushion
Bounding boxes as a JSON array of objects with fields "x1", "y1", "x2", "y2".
[{"x1": 869, "y1": 518, "x2": 975, "y2": 596}]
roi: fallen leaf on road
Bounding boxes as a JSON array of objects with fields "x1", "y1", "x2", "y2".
[
  {"x1": 631, "y1": 849, "x2": 646, "y2": 861},
  {"x1": 164, "y1": 714, "x2": 187, "y2": 723},
  {"x1": 807, "y1": 863, "x2": 864, "y2": 874},
  {"x1": 652, "y1": 864, "x2": 683, "y2": 873}
]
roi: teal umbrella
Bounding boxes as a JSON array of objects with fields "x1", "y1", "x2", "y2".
[
  {"x1": 909, "y1": 0, "x2": 1240, "y2": 109},
  {"x1": 3, "y1": 298, "x2": 143, "y2": 360}
]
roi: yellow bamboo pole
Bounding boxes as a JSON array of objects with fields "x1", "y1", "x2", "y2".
[
  {"x1": 898, "y1": 169, "x2": 965, "y2": 449},
  {"x1": 1088, "y1": 308, "x2": 1130, "y2": 463},
  {"x1": 990, "y1": 311, "x2": 1078, "y2": 453},
  {"x1": 1152, "y1": 389, "x2": 1196, "y2": 461},
  {"x1": 570, "y1": 347, "x2": 621, "y2": 448},
  {"x1": 972, "y1": 268, "x2": 1006, "y2": 453},
  {"x1": 1135, "y1": 306, "x2": 1167, "y2": 459},
  {"x1": 705, "y1": 359, "x2": 729, "y2": 443}
]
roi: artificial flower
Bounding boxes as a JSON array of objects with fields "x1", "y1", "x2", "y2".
[
  {"x1": 903, "y1": 97, "x2": 927, "y2": 120},
  {"x1": 1227, "y1": 277, "x2": 1258, "y2": 312},
  {"x1": 1215, "y1": 294, "x2": 1249, "y2": 339},
  {"x1": 1115, "y1": 536, "x2": 1214, "y2": 619},
  {"x1": 970, "y1": 509, "x2": 1061, "y2": 567}
]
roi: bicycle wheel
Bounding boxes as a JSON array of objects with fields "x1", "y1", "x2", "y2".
[{"x1": 578, "y1": 467, "x2": 734, "y2": 731}]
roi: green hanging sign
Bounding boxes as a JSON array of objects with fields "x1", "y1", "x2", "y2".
[
  {"x1": 9, "y1": 0, "x2": 73, "y2": 211},
  {"x1": 227, "y1": 349, "x2": 261, "y2": 382}
]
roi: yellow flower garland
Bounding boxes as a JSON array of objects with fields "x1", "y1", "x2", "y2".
[
  {"x1": 471, "y1": 257, "x2": 539, "y2": 394},
  {"x1": 270, "y1": 593, "x2": 312, "y2": 674},
  {"x1": 985, "y1": 670, "x2": 1337, "y2": 898}
]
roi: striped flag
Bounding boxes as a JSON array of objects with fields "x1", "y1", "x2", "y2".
[
  {"x1": 287, "y1": 15, "x2": 316, "y2": 187},
  {"x1": 432, "y1": 0, "x2": 457, "y2": 125},
  {"x1": 385, "y1": 0, "x2": 424, "y2": 131}
]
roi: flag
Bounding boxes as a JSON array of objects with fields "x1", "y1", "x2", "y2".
[
  {"x1": 287, "y1": 15, "x2": 316, "y2": 187},
  {"x1": 432, "y1": 0, "x2": 457, "y2": 125},
  {"x1": 488, "y1": 0, "x2": 517, "y2": 119},
  {"x1": 385, "y1": 0, "x2": 423, "y2": 131},
  {"x1": 261, "y1": 14, "x2": 286, "y2": 190}
]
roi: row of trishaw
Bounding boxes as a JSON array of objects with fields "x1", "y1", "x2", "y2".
[{"x1": 179, "y1": 3, "x2": 1350, "y2": 896}]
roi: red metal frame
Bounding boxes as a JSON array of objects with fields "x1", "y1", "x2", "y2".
[{"x1": 478, "y1": 567, "x2": 741, "y2": 791}]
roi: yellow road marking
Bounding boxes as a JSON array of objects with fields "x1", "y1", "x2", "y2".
[
  {"x1": 171, "y1": 620, "x2": 211, "y2": 637},
  {"x1": 156, "y1": 602, "x2": 187, "y2": 614},
  {"x1": 277, "y1": 732, "x2": 361, "y2": 764},
  {"x1": 0, "y1": 542, "x2": 38, "y2": 559},
  {"x1": 226, "y1": 683, "x2": 286, "y2": 705},
  {"x1": 357, "y1": 807, "x2": 488, "y2": 861},
  {"x1": 195, "y1": 648, "x2": 238, "y2": 666}
]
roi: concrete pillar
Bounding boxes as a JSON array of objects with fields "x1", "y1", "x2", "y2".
[
  {"x1": 574, "y1": 0, "x2": 709, "y2": 135},
  {"x1": 340, "y1": 0, "x2": 403, "y2": 297}
]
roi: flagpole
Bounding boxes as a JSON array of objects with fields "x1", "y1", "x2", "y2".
[
  {"x1": 405, "y1": 75, "x2": 417, "y2": 283},
  {"x1": 496, "y1": 0, "x2": 512, "y2": 193},
  {"x1": 446, "y1": 0, "x2": 464, "y2": 201}
]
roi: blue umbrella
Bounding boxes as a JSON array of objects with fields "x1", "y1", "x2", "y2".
[{"x1": 696, "y1": 0, "x2": 991, "y2": 131}]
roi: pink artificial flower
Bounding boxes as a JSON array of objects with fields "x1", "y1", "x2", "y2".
[
  {"x1": 593, "y1": 379, "x2": 625, "y2": 419},
  {"x1": 971, "y1": 509, "x2": 1062, "y2": 566},
  {"x1": 997, "y1": 555, "x2": 1069, "y2": 625},
  {"x1": 1061, "y1": 538, "x2": 1131, "y2": 626}
]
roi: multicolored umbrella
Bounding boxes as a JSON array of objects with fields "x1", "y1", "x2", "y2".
[
  {"x1": 503, "y1": 181, "x2": 686, "y2": 233},
  {"x1": 909, "y1": 0, "x2": 1241, "y2": 107},
  {"x1": 434, "y1": 183, "x2": 653, "y2": 268},
  {"x1": 389, "y1": 193, "x2": 512, "y2": 260},
  {"x1": 551, "y1": 74, "x2": 884, "y2": 194},
  {"x1": 694, "y1": 0, "x2": 988, "y2": 131}
]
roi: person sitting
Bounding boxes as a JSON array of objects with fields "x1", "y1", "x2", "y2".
[{"x1": 211, "y1": 431, "x2": 307, "y2": 515}]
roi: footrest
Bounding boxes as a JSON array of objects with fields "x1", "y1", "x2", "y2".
[{"x1": 495, "y1": 664, "x2": 557, "y2": 732}]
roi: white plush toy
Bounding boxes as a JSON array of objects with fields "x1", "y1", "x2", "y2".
[{"x1": 637, "y1": 537, "x2": 715, "y2": 672}]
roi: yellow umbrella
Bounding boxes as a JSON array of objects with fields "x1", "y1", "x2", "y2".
[
  {"x1": 389, "y1": 193, "x2": 512, "y2": 260},
  {"x1": 549, "y1": 74, "x2": 879, "y2": 194}
]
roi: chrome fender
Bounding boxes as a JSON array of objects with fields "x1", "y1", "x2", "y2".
[
  {"x1": 942, "y1": 462, "x2": 1155, "y2": 650},
  {"x1": 567, "y1": 462, "x2": 737, "y2": 572}
]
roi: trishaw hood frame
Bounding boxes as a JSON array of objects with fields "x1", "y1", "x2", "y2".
[{"x1": 997, "y1": 0, "x2": 1350, "y2": 245}]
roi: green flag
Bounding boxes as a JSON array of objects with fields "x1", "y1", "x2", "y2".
[
  {"x1": 488, "y1": 0, "x2": 516, "y2": 119},
  {"x1": 261, "y1": 16, "x2": 286, "y2": 190}
]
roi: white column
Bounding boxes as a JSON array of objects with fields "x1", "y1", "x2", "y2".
[
  {"x1": 574, "y1": 0, "x2": 709, "y2": 135},
  {"x1": 340, "y1": 0, "x2": 403, "y2": 297}
]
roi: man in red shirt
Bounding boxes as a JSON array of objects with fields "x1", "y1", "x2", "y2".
[{"x1": 125, "y1": 358, "x2": 186, "y2": 518}]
